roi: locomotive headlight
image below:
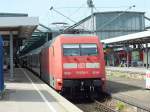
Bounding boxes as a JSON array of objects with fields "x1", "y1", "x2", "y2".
[
  {"x1": 101, "y1": 77, "x2": 106, "y2": 81},
  {"x1": 56, "y1": 79, "x2": 62, "y2": 87},
  {"x1": 56, "y1": 79, "x2": 61, "y2": 82},
  {"x1": 63, "y1": 63, "x2": 77, "y2": 68},
  {"x1": 64, "y1": 71, "x2": 71, "y2": 75},
  {"x1": 86, "y1": 63, "x2": 100, "y2": 68}
]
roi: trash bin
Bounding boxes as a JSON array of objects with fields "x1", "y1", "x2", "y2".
[
  {"x1": 146, "y1": 70, "x2": 150, "y2": 89},
  {"x1": 0, "y1": 36, "x2": 4, "y2": 94}
]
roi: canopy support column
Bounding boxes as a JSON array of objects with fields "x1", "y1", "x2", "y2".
[
  {"x1": 146, "y1": 43, "x2": 149, "y2": 69},
  {"x1": 46, "y1": 32, "x2": 49, "y2": 42},
  {"x1": 125, "y1": 45, "x2": 130, "y2": 67},
  {"x1": 9, "y1": 31, "x2": 14, "y2": 79}
]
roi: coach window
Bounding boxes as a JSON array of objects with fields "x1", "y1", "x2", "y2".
[
  {"x1": 37, "y1": 55, "x2": 39, "y2": 67},
  {"x1": 80, "y1": 44, "x2": 98, "y2": 56},
  {"x1": 63, "y1": 44, "x2": 80, "y2": 56},
  {"x1": 35, "y1": 56, "x2": 37, "y2": 66}
]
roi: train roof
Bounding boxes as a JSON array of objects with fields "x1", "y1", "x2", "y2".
[
  {"x1": 42, "y1": 34, "x2": 99, "y2": 49},
  {"x1": 20, "y1": 34, "x2": 100, "y2": 57},
  {"x1": 21, "y1": 45, "x2": 43, "y2": 57},
  {"x1": 59, "y1": 34, "x2": 97, "y2": 37}
]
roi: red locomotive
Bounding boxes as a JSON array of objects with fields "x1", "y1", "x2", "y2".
[{"x1": 22, "y1": 34, "x2": 106, "y2": 96}]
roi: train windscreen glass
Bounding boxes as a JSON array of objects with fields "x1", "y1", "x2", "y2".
[
  {"x1": 80, "y1": 44, "x2": 98, "y2": 56},
  {"x1": 63, "y1": 44, "x2": 80, "y2": 56},
  {"x1": 63, "y1": 44, "x2": 98, "y2": 56}
]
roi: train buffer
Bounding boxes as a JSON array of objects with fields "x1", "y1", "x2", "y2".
[{"x1": 0, "y1": 68, "x2": 83, "y2": 112}]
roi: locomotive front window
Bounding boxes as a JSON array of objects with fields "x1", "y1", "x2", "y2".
[
  {"x1": 63, "y1": 44, "x2": 80, "y2": 56},
  {"x1": 80, "y1": 44, "x2": 98, "y2": 56}
]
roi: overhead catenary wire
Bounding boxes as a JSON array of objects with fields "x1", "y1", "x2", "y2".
[
  {"x1": 69, "y1": 3, "x2": 86, "y2": 18},
  {"x1": 50, "y1": 6, "x2": 77, "y2": 23},
  {"x1": 49, "y1": 4, "x2": 135, "y2": 34},
  {"x1": 53, "y1": 6, "x2": 132, "y2": 9},
  {"x1": 49, "y1": 6, "x2": 92, "y2": 33}
]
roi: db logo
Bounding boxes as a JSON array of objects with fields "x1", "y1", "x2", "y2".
[{"x1": 78, "y1": 63, "x2": 85, "y2": 68}]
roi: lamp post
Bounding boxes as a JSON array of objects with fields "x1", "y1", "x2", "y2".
[{"x1": 87, "y1": 0, "x2": 95, "y2": 34}]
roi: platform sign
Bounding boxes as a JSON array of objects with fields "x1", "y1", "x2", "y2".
[{"x1": 146, "y1": 70, "x2": 150, "y2": 89}]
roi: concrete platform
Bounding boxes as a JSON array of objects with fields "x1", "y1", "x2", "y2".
[
  {"x1": 107, "y1": 75, "x2": 150, "y2": 111},
  {"x1": 106, "y1": 66, "x2": 147, "y2": 74},
  {"x1": 0, "y1": 68, "x2": 83, "y2": 112}
]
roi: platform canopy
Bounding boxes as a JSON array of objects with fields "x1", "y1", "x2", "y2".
[
  {"x1": 0, "y1": 15, "x2": 39, "y2": 39},
  {"x1": 0, "y1": 13, "x2": 39, "y2": 79},
  {"x1": 101, "y1": 30, "x2": 150, "y2": 45}
]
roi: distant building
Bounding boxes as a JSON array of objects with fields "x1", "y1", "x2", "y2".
[{"x1": 66, "y1": 11, "x2": 145, "y2": 40}]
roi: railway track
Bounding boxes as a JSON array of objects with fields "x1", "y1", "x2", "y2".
[
  {"x1": 74, "y1": 97, "x2": 117, "y2": 112},
  {"x1": 111, "y1": 93, "x2": 150, "y2": 112},
  {"x1": 75, "y1": 101, "x2": 117, "y2": 112},
  {"x1": 94, "y1": 100, "x2": 117, "y2": 112},
  {"x1": 74, "y1": 92, "x2": 150, "y2": 112}
]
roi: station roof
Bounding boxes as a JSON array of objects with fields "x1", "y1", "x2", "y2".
[
  {"x1": 101, "y1": 30, "x2": 150, "y2": 45},
  {"x1": 19, "y1": 24, "x2": 54, "y2": 55},
  {"x1": 0, "y1": 13, "x2": 39, "y2": 39},
  {"x1": 0, "y1": 13, "x2": 28, "y2": 17},
  {"x1": 65, "y1": 11, "x2": 145, "y2": 31}
]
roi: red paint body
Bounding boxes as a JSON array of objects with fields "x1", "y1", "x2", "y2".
[{"x1": 40, "y1": 35, "x2": 105, "y2": 91}]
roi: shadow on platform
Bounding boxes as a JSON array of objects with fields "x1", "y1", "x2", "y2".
[
  {"x1": 1, "y1": 89, "x2": 58, "y2": 102},
  {"x1": 4, "y1": 69, "x2": 43, "y2": 84}
]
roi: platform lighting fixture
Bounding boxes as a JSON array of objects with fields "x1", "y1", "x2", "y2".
[
  {"x1": 87, "y1": 0, "x2": 95, "y2": 34},
  {"x1": 129, "y1": 5, "x2": 136, "y2": 9},
  {"x1": 87, "y1": 0, "x2": 94, "y2": 8},
  {"x1": 50, "y1": 6, "x2": 53, "y2": 10}
]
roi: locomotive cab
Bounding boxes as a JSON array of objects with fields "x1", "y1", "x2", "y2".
[{"x1": 61, "y1": 35, "x2": 106, "y2": 94}]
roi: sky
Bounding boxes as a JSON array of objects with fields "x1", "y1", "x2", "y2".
[{"x1": 0, "y1": 0, "x2": 149, "y2": 27}]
